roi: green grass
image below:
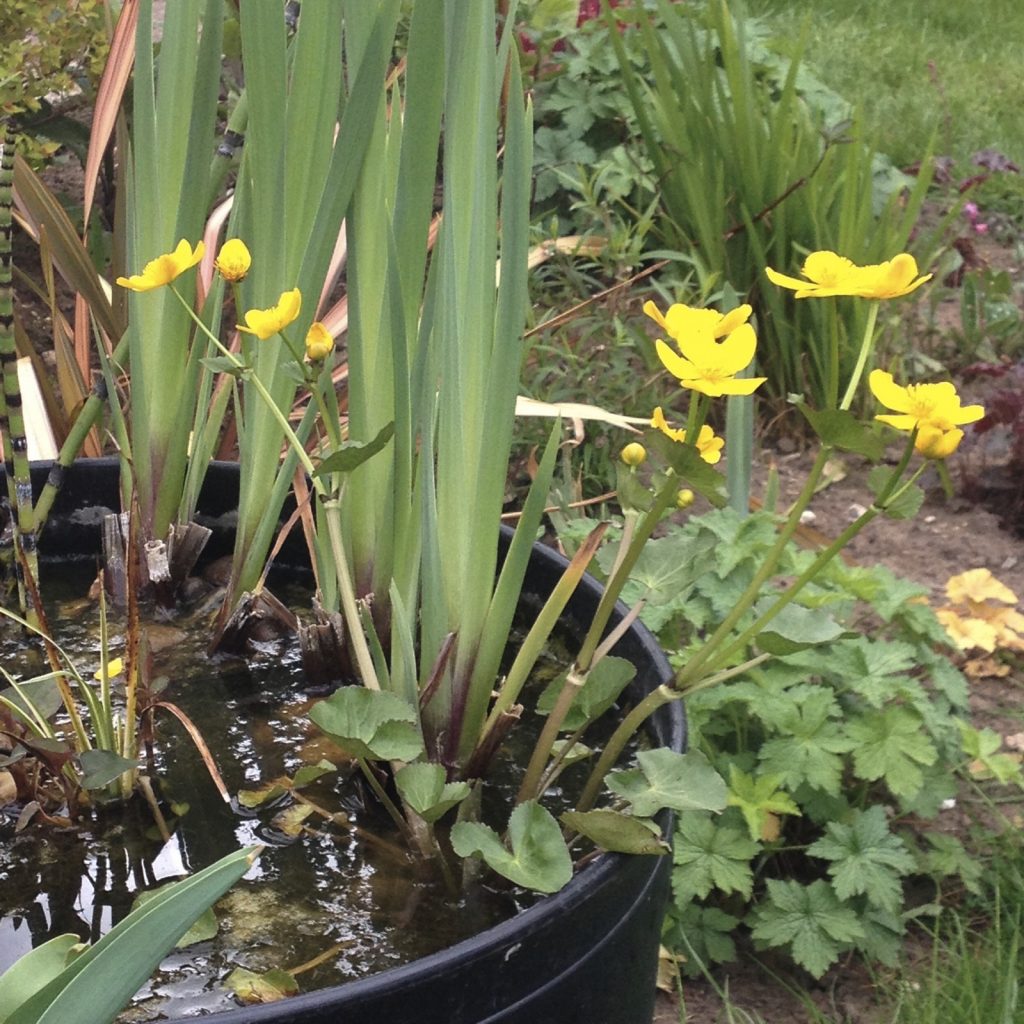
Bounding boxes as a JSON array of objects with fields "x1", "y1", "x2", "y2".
[{"x1": 744, "y1": 0, "x2": 1024, "y2": 172}]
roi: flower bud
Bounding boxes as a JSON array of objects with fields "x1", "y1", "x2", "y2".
[
  {"x1": 620, "y1": 442, "x2": 647, "y2": 467},
  {"x1": 214, "y1": 238, "x2": 251, "y2": 282},
  {"x1": 305, "y1": 321, "x2": 334, "y2": 362},
  {"x1": 676, "y1": 488, "x2": 695, "y2": 509}
]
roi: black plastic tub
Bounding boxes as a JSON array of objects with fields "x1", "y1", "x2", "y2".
[{"x1": 28, "y1": 458, "x2": 686, "y2": 1024}]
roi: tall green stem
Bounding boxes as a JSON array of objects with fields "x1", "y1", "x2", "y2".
[{"x1": 840, "y1": 301, "x2": 880, "y2": 411}]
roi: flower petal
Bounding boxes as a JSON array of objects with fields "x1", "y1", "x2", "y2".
[
  {"x1": 868, "y1": 369, "x2": 912, "y2": 413},
  {"x1": 655, "y1": 338, "x2": 700, "y2": 382},
  {"x1": 715, "y1": 323, "x2": 758, "y2": 377}
]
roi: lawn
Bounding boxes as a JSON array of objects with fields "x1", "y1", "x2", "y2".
[{"x1": 745, "y1": 0, "x2": 1024, "y2": 171}]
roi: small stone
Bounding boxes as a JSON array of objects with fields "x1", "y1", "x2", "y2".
[
  {"x1": 1002, "y1": 555, "x2": 1018, "y2": 571},
  {"x1": 940, "y1": 798, "x2": 957, "y2": 811},
  {"x1": 799, "y1": 510, "x2": 816, "y2": 525},
  {"x1": 924, "y1": 515, "x2": 936, "y2": 524},
  {"x1": 846, "y1": 502, "x2": 867, "y2": 521}
]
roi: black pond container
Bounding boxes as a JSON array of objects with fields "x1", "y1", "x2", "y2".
[{"x1": 29, "y1": 458, "x2": 686, "y2": 1024}]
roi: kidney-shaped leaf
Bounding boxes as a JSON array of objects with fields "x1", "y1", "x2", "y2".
[
  {"x1": 607, "y1": 749, "x2": 727, "y2": 817},
  {"x1": 535, "y1": 656, "x2": 635, "y2": 732},
  {"x1": 308, "y1": 688, "x2": 423, "y2": 762},
  {"x1": 561, "y1": 809, "x2": 668, "y2": 855},
  {"x1": 313, "y1": 422, "x2": 395, "y2": 477},
  {"x1": 451, "y1": 801, "x2": 572, "y2": 893},
  {"x1": 224, "y1": 967, "x2": 299, "y2": 1004},
  {"x1": 394, "y1": 763, "x2": 470, "y2": 824},
  {"x1": 753, "y1": 600, "x2": 850, "y2": 655},
  {"x1": 78, "y1": 750, "x2": 139, "y2": 791}
]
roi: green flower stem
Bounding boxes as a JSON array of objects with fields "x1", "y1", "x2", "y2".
[
  {"x1": 826, "y1": 301, "x2": 840, "y2": 409},
  {"x1": 356, "y1": 756, "x2": 412, "y2": 840},
  {"x1": 685, "y1": 392, "x2": 708, "y2": 443},
  {"x1": 839, "y1": 300, "x2": 880, "y2": 411},
  {"x1": 278, "y1": 328, "x2": 308, "y2": 371},
  {"x1": 323, "y1": 502, "x2": 381, "y2": 692},
  {"x1": 169, "y1": 286, "x2": 318, "y2": 482},
  {"x1": 173, "y1": 286, "x2": 380, "y2": 699},
  {"x1": 575, "y1": 684, "x2": 684, "y2": 813},
  {"x1": 683, "y1": 651, "x2": 772, "y2": 695},
  {"x1": 575, "y1": 474, "x2": 679, "y2": 673},
  {"x1": 706, "y1": 443, "x2": 925, "y2": 675},
  {"x1": 672, "y1": 444, "x2": 833, "y2": 690},
  {"x1": 480, "y1": 523, "x2": 608, "y2": 743},
  {"x1": 517, "y1": 666, "x2": 588, "y2": 804}
]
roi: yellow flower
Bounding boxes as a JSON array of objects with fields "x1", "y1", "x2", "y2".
[
  {"x1": 304, "y1": 322, "x2": 334, "y2": 361},
  {"x1": 94, "y1": 657, "x2": 124, "y2": 680},
  {"x1": 869, "y1": 370, "x2": 984, "y2": 458},
  {"x1": 643, "y1": 300, "x2": 753, "y2": 342},
  {"x1": 676, "y1": 489, "x2": 695, "y2": 509},
  {"x1": 651, "y1": 408, "x2": 724, "y2": 464},
  {"x1": 766, "y1": 250, "x2": 931, "y2": 300},
  {"x1": 620, "y1": 442, "x2": 647, "y2": 467},
  {"x1": 645, "y1": 301, "x2": 765, "y2": 398},
  {"x1": 851, "y1": 254, "x2": 932, "y2": 299},
  {"x1": 946, "y1": 568, "x2": 1019, "y2": 607},
  {"x1": 116, "y1": 239, "x2": 205, "y2": 292},
  {"x1": 214, "y1": 238, "x2": 251, "y2": 282},
  {"x1": 237, "y1": 288, "x2": 302, "y2": 339}
]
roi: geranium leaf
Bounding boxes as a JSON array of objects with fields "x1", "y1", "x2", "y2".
[
  {"x1": 807, "y1": 806, "x2": 915, "y2": 913},
  {"x1": 749, "y1": 879, "x2": 864, "y2": 978},
  {"x1": 725, "y1": 766, "x2": 801, "y2": 842},
  {"x1": 672, "y1": 811, "x2": 760, "y2": 901}
]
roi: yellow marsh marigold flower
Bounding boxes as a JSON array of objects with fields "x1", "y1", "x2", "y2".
[
  {"x1": 676, "y1": 489, "x2": 695, "y2": 510},
  {"x1": 237, "y1": 288, "x2": 302, "y2": 340},
  {"x1": 214, "y1": 238, "x2": 251, "y2": 282},
  {"x1": 643, "y1": 299, "x2": 753, "y2": 342},
  {"x1": 644, "y1": 301, "x2": 765, "y2": 398},
  {"x1": 766, "y1": 250, "x2": 931, "y2": 300},
  {"x1": 868, "y1": 369, "x2": 984, "y2": 458},
  {"x1": 620, "y1": 442, "x2": 647, "y2": 467},
  {"x1": 116, "y1": 239, "x2": 205, "y2": 292},
  {"x1": 305, "y1": 322, "x2": 334, "y2": 361},
  {"x1": 851, "y1": 254, "x2": 932, "y2": 299},
  {"x1": 651, "y1": 407, "x2": 724, "y2": 464}
]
